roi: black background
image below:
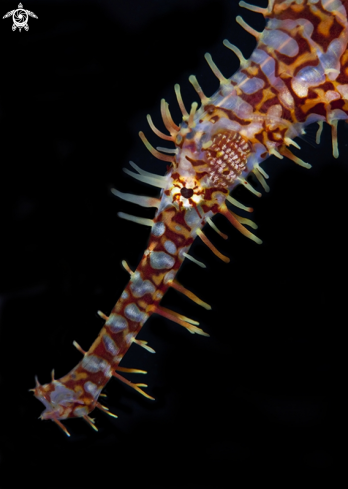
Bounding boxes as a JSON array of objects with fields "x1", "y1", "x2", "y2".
[{"x1": 0, "y1": 0, "x2": 346, "y2": 487}]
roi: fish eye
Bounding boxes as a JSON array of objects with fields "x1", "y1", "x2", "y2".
[{"x1": 180, "y1": 187, "x2": 194, "y2": 198}]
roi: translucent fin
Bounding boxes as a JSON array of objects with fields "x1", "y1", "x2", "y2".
[
  {"x1": 188, "y1": 102, "x2": 198, "y2": 129},
  {"x1": 73, "y1": 340, "x2": 86, "y2": 355},
  {"x1": 255, "y1": 165, "x2": 269, "y2": 180},
  {"x1": 146, "y1": 114, "x2": 173, "y2": 141},
  {"x1": 204, "y1": 53, "x2": 228, "y2": 84},
  {"x1": 169, "y1": 280, "x2": 211, "y2": 310},
  {"x1": 207, "y1": 217, "x2": 228, "y2": 239},
  {"x1": 236, "y1": 15, "x2": 261, "y2": 40},
  {"x1": 123, "y1": 164, "x2": 167, "y2": 189},
  {"x1": 196, "y1": 228, "x2": 230, "y2": 263},
  {"x1": 129, "y1": 161, "x2": 165, "y2": 179},
  {"x1": 116, "y1": 367, "x2": 147, "y2": 374},
  {"x1": 149, "y1": 304, "x2": 209, "y2": 336},
  {"x1": 121, "y1": 260, "x2": 134, "y2": 275},
  {"x1": 229, "y1": 210, "x2": 258, "y2": 229},
  {"x1": 229, "y1": 210, "x2": 258, "y2": 230},
  {"x1": 239, "y1": 1, "x2": 268, "y2": 16},
  {"x1": 174, "y1": 83, "x2": 189, "y2": 118},
  {"x1": 29, "y1": 376, "x2": 40, "y2": 392},
  {"x1": 96, "y1": 401, "x2": 118, "y2": 418},
  {"x1": 112, "y1": 371, "x2": 155, "y2": 400},
  {"x1": 223, "y1": 39, "x2": 247, "y2": 66},
  {"x1": 156, "y1": 146, "x2": 178, "y2": 154},
  {"x1": 151, "y1": 305, "x2": 201, "y2": 325},
  {"x1": 111, "y1": 188, "x2": 160, "y2": 208},
  {"x1": 297, "y1": 124, "x2": 319, "y2": 148},
  {"x1": 189, "y1": 75, "x2": 210, "y2": 105},
  {"x1": 330, "y1": 119, "x2": 339, "y2": 158},
  {"x1": 279, "y1": 147, "x2": 311, "y2": 169},
  {"x1": 183, "y1": 252, "x2": 206, "y2": 268},
  {"x1": 132, "y1": 338, "x2": 156, "y2": 353},
  {"x1": 236, "y1": 177, "x2": 262, "y2": 197},
  {"x1": 52, "y1": 419, "x2": 71, "y2": 437},
  {"x1": 161, "y1": 98, "x2": 179, "y2": 135},
  {"x1": 83, "y1": 415, "x2": 98, "y2": 432},
  {"x1": 220, "y1": 205, "x2": 262, "y2": 244},
  {"x1": 253, "y1": 167, "x2": 270, "y2": 192},
  {"x1": 226, "y1": 195, "x2": 253, "y2": 212},
  {"x1": 316, "y1": 120, "x2": 324, "y2": 144},
  {"x1": 118, "y1": 212, "x2": 154, "y2": 227},
  {"x1": 284, "y1": 137, "x2": 301, "y2": 150},
  {"x1": 139, "y1": 131, "x2": 175, "y2": 163},
  {"x1": 96, "y1": 402, "x2": 109, "y2": 411},
  {"x1": 269, "y1": 147, "x2": 284, "y2": 160}
]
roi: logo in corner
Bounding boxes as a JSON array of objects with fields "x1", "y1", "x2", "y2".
[{"x1": 3, "y1": 3, "x2": 38, "y2": 32}]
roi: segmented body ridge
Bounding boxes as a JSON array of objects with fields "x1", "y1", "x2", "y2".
[{"x1": 33, "y1": 0, "x2": 348, "y2": 436}]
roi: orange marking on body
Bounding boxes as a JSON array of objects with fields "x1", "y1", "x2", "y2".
[
  {"x1": 318, "y1": 15, "x2": 334, "y2": 37},
  {"x1": 291, "y1": 5, "x2": 305, "y2": 14},
  {"x1": 151, "y1": 273, "x2": 165, "y2": 287},
  {"x1": 138, "y1": 299, "x2": 148, "y2": 310}
]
